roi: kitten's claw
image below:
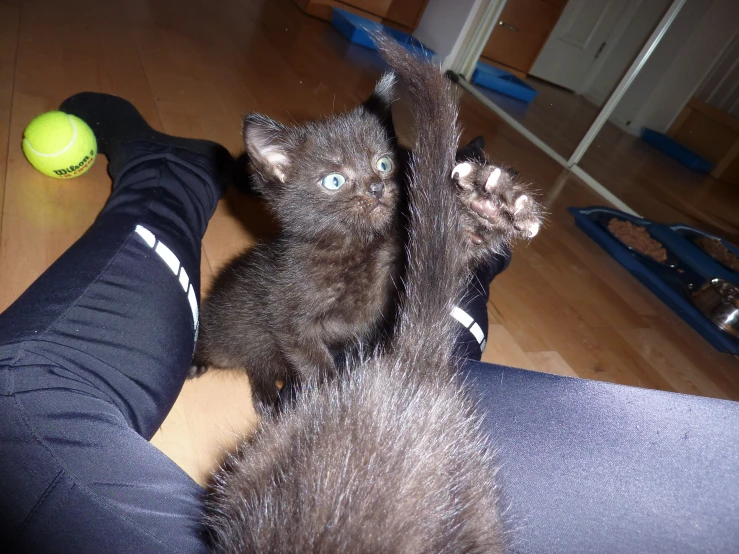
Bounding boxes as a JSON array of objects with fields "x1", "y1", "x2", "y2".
[
  {"x1": 514, "y1": 194, "x2": 528, "y2": 214},
  {"x1": 520, "y1": 221, "x2": 540, "y2": 238},
  {"x1": 485, "y1": 168, "x2": 501, "y2": 191},
  {"x1": 452, "y1": 162, "x2": 473, "y2": 185}
]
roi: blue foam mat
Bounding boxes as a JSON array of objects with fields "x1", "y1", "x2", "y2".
[
  {"x1": 331, "y1": 8, "x2": 433, "y2": 58},
  {"x1": 569, "y1": 206, "x2": 739, "y2": 354},
  {"x1": 471, "y1": 61, "x2": 537, "y2": 103}
]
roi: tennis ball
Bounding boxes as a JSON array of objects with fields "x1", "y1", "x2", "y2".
[{"x1": 22, "y1": 111, "x2": 97, "y2": 179}]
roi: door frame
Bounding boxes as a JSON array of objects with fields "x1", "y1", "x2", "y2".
[{"x1": 443, "y1": 0, "x2": 508, "y2": 79}]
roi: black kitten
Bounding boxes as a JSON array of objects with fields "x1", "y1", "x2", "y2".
[
  {"x1": 203, "y1": 36, "x2": 541, "y2": 554},
  {"x1": 191, "y1": 75, "x2": 404, "y2": 412},
  {"x1": 191, "y1": 47, "x2": 541, "y2": 416}
]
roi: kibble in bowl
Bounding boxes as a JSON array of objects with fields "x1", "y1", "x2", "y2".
[{"x1": 607, "y1": 218, "x2": 668, "y2": 263}]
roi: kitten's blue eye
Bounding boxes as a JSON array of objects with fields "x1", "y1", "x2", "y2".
[
  {"x1": 376, "y1": 156, "x2": 393, "y2": 173},
  {"x1": 321, "y1": 173, "x2": 346, "y2": 190}
]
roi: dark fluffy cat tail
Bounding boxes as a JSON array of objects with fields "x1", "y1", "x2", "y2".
[
  {"x1": 374, "y1": 35, "x2": 467, "y2": 372},
  {"x1": 204, "y1": 38, "x2": 509, "y2": 553}
]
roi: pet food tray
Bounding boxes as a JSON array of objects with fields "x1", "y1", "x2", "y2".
[
  {"x1": 569, "y1": 206, "x2": 739, "y2": 354},
  {"x1": 650, "y1": 224, "x2": 739, "y2": 288}
]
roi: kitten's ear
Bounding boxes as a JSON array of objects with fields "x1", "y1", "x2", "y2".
[
  {"x1": 363, "y1": 72, "x2": 396, "y2": 129},
  {"x1": 242, "y1": 114, "x2": 291, "y2": 183}
]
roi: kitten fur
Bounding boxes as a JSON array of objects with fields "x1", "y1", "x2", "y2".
[
  {"x1": 203, "y1": 36, "x2": 541, "y2": 554},
  {"x1": 191, "y1": 69, "x2": 404, "y2": 413}
]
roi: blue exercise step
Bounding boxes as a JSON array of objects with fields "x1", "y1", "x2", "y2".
[
  {"x1": 640, "y1": 129, "x2": 715, "y2": 173},
  {"x1": 331, "y1": 8, "x2": 432, "y2": 58}
]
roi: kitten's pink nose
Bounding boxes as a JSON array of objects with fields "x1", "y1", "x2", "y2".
[{"x1": 369, "y1": 182, "x2": 384, "y2": 199}]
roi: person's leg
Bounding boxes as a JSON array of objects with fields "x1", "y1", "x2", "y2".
[
  {"x1": 452, "y1": 247, "x2": 511, "y2": 361},
  {"x1": 463, "y1": 361, "x2": 739, "y2": 553},
  {"x1": 0, "y1": 94, "x2": 229, "y2": 553}
]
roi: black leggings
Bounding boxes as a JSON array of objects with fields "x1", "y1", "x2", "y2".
[
  {"x1": 0, "y1": 142, "x2": 495, "y2": 553},
  {"x1": 0, "y1": 143, "x2": 222, "y2": 553}
]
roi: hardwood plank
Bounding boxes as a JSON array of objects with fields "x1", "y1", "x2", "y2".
[
  {"x1": 0, "y1": 1, "x2": 20, "y2": 236},
  {"x1": 486, "y1": 302, "x2": 501, "y2": 325},
  {"x1": 526, "y1": 351, "x2": 579, "y2": 378},
  {"x1": 482, "y1": 323, "x2": 536, "y2": 370},
  {"x1": 489, "y1": 253, "x2": 588, "y2": 355},
  {"x1": 619, "y1": 327, "x2": 730, "y2": 399},
  {"x1": 588, "y1": 327, "x2": 675, "y2": 393},
  {"x1": 179, "y1": 370, "x2": 256, "y2": 485},
  {"x1": 152, "y1": 369, "x2": 257, "y2": 486},
  {"x1": 526, "y1": 228, "x2": 649, "y2": 330},
  {"x1": 488, "y1": 255, "x2": 634, "y2": 384},
  {"x1": 644, "y1": 315, "x2": 739, "y2": 400},
  {"x1": 150, "y1": 393, "x2": 201, "y2": 481},
  {"x1": 555, "y1": 222, "x2": 663, "y2": 317}
]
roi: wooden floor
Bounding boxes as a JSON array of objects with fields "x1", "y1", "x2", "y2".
[{"x1": 2, "y1": 0, "x2": 739, "y2": 486}]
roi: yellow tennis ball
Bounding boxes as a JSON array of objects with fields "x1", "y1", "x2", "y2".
[{"x1": 22, "y1": 111, "x2": 97, "y2": 179}]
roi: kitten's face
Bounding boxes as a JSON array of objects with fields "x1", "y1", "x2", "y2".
[
  {"x1": 286, "y1": 110, "x2": 399, "y2": 236},
  {"x1": 243, "y1": 74, "x2": 400, "y2": 240}
]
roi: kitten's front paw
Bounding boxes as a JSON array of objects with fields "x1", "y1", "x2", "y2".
[{"x1": 452, "y1": 161, "x2": 542, "y2": 260}]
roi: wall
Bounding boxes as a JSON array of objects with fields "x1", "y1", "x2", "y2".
[
  {"x1": 413, "y1": 0, "x2": 479, "y2": 66},
  {"x1": 609, "y1": 0, "x2": 739, "y2": 134}
]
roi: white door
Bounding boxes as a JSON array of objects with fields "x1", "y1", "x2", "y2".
[{"x1": 529, "y1": 0, "x2": 630, "y2": 92}]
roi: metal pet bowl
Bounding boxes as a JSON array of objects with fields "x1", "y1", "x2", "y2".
[{"x1": 692, "y1": 278, "x2": 739, "y2": 339}]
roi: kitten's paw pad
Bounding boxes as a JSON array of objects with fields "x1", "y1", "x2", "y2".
[{"x1": 452, "y1": 162, "x2": 543, "y2": 250}]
